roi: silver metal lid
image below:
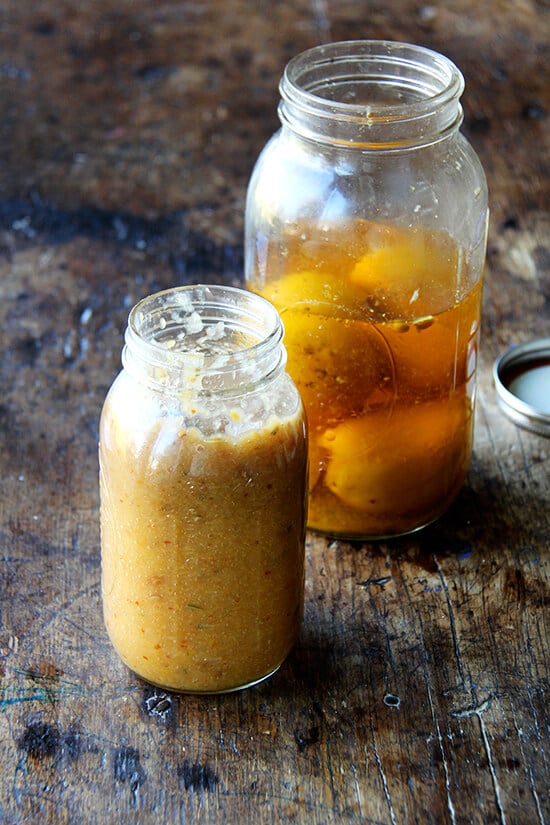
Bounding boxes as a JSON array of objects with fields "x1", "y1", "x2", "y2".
[{"x1": 493, "y1": 337, "x2": 550, "y2": 437}]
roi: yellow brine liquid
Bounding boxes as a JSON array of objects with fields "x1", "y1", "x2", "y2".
[{"x1": 249, "y1": 220, "x2": 482, "y2": 538}]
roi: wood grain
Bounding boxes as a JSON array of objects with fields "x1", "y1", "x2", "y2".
[{"x1": 0, "y1": 1, "x2": 548, "y2": 823}]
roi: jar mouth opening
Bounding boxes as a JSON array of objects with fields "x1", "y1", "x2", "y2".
[
  {"x1": 281, "y1": 40, "x2": 464, "y2": 120},
  {"x1": 124, "y1": 285, "x2": 285, "y2": 392}
]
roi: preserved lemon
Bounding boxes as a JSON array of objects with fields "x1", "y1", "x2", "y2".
[{"x1": 249, "y1": 220, "x2": 482, "y2": 537}]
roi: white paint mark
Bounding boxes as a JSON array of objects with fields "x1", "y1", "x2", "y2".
[
  {"x1": 509, "y1": 243, "x2": 536, "y2": 280},
  {"x1": 311, "y1": 0, "x2": 330, "y2": 37},
  {"x1": 80, "y1": 306, "x2": 93, "y2": 325},
  {"x1": 371, "y1": 722, "x2": 398, "y2": 825},
  {"x1": 511, "y1": 703, "x2": 546, "y2": 825},
  {"x1": 452, "y1": 697, "x2": 507, "y2": 825},
  {"x1": 451, "y1": 697, "x2": 492, "y2": 719},
  {"x1": 426, "y1": 668, "x2": 457, "y2": 825},
  {"x1": 434, "y1": 556, "x2": 466, "y2": 686},
  {"x1": 526, "y1": 765, "x2": 546, "y2": 825},
  {"x1": 479, "y1": 712, "x2": 507, "y2": 825},
  {"x1": 351, "y1": 763, "x2": 363, "y2": 818}
]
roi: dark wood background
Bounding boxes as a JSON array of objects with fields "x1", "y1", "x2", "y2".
[{"x1": 0, "y1": 1, "x2": 548, "y2": 823}]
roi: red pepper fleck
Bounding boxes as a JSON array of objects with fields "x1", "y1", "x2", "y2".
[
  {"x1": 154, "y1": 644, "x2": 161, "y2": 650},
  {"x1": 143, "y1": 655, "x2": 149, "y2": 660},
  {"x1": 135, "y1": 600, "x2": 140, "y2": 606},
  {"x1": 264, "y1": 570, "x2": 272, "y2": 576},
  {"x1": 164, "y1": 540, "x2": 172, "y2": 544}
]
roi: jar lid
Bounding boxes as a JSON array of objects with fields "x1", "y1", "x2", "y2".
[{"x1": 493, "y1": 337, "x2": 550, "y2": 437}]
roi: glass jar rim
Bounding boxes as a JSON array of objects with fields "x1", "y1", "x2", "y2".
[
  {"x1": 124, "y1": 284, "x2": 285, "y2": 392},
  {"x1": 279, "y1": 40, "x2": 464, "y2": 147}
]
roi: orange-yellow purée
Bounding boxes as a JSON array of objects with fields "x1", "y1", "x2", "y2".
[
  {"x1": 100, "y1": 406, "x2": 307, "y2": 693},
  {"x1": 250, "y1": 220, "x2": 483, "y2": 537}
]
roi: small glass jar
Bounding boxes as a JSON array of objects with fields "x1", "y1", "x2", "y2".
[
  {"x1": 99, "y1": 285, "x2": 308, "y2": 693},
  {"x1": 245, "y1": 40, "x2": 488, "y2": 539}
]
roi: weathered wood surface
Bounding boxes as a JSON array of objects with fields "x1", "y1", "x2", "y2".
[{"x1": 0, "y1": 1, "x2": 548, "y2": 823}]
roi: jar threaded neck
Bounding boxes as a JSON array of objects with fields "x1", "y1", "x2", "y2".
[
  {"x1": 279, "y1": 40, "x2": 464, "y2": 148},
  {"x1": 122, "y1": 285, "x2": 286, "y2": 396}
]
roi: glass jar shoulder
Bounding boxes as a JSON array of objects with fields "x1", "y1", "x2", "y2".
[
  {"x1": 247, "y1": 129, "x2": 487, "y2": 228},
  {"x1": 100, "y1": 368, "x2": 305, "y2": 460},
  {"x1": 99, "y1": 370, "x2": 168, "y2": 464},
  {"x1": 246, "y1": 128, "x2": 342, "y2": 223},
  {"x1": 450, "y1": 134, "x2": 489, "y2": 220},
  {"x1": 99, "y1": 372, "x2": 307, "y2": 531}
]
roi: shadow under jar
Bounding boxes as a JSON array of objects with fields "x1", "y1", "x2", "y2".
[
  {"x1": 99, "y1": 285, "x2": 308, "y2": 693},
  {"x1": 245, "y1": 40, "x2": 489, "y2": 539}
]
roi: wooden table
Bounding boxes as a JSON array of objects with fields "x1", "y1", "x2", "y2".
[{"x1": 0, "y1": 1, "x2": 548, "y2": 823}]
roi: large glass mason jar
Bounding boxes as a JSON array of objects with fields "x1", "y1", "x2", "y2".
[
  {"x1": 245, "y1": 40, "x2": 488, "y2": 539},
  {"x1": 99, "y1": 285, "x2": 308, "y2": 693}
]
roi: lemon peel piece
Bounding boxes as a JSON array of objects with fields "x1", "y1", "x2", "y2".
[{"x1": 319, "y1": 398, "x2": 470, "y2": 512}]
